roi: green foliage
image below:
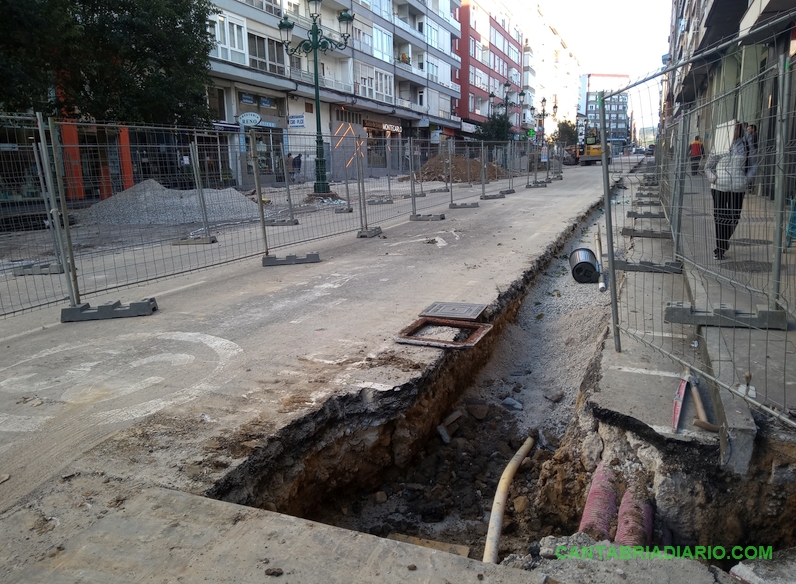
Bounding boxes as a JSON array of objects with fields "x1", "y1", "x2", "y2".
[
  {"x1": 474, "y1": 111, "x2": 512, "y2": 142},
  {"x1": 0, "y1": 0, "x2": 217, "y2": 125},
  {"x1": 550, "y1": 120, "x2": 578, "y2": 146}
]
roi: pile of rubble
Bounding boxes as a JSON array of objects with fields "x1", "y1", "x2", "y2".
[{"x1": 398, "y1": 154, "x2": 513, "y2": 183}]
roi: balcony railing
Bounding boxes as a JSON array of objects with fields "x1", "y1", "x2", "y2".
[
  {"x1": 290, "y1": 13, "x2": 343, "y2": 42},
  {"x1": 291, "y1": 68, "x2": 353, "y2": 93},
  {"x1": 395, "y1": 97, "x2": 412, "y2": 109},
  {"x1": 395, "y1": 59, "x2": 427, "y2": 78},
  {"x1": 451, "y1": 114, "x2": 461, "y2": 122},
  {"x1": 450, "y1": 81, "x2": 460, "y2": 92},
  {"x1": 451, "y1": 53, "x2": 461, "y2": 63},
  {"x1": 411, "y1": 103, "x2": 429, "y2": 113},
  {"x1": 353, "y1": 39, "x2": 373, "y2": 56},
  {"x1": 393, "y1": 16, "x2": 424, "y2": 41}
]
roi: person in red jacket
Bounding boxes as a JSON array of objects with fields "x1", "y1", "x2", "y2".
[{"x1": 689, "y1": 135, "x2": 704, "y2": 175}]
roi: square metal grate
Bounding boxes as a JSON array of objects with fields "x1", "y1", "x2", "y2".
[{"x1": 419, "y1": 302, "x2": 488, "y2": 322}]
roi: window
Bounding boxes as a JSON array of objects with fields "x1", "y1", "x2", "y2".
[
  {"x1": 211, "y1": 13, "x2": 246, "y2": 64},
  {"x1": 355, "y1": 62, "x2": 374, "y2": 99},
  {"x1": 374, "y1": 69, "x2": 394, "y2": 103},
  {"x1": 373, "y1": 26, "x2": 392, "y2": 62},
  {"x1": 426, "y1": 21, "x2": 439, "y2": 48},
  {"x1": 248, "y1": 33, "x2": 285, "y2": 75},
  {"x1": 418, "y1": 89, "x2": 424, "y2": 107},
  {"x1": 469, "y1": 37, "x2": 475, "y2": 57},
  {"x1": 427, "y1": 61, "x2": 438, "y2": 83},
  {"x1": 289, "y1": 55, "x2": 302, "y2": 70},
  {"x1": 287, "y1": 2, "x2": 299, "y2": 13},
  {"x1": 305, "y1": 102, "x2": 313, "y2": 113},
  {"x1": 508, "y1": 45, "x2": 520, "y2": 64},
  {"x1": 469, "y1": 93, "x2": 474, "y2": 112},
  {"x1": 208, "y1": 88, "x2": 226, "y2": 120},
  {"x1": 238, "y1": 0, "x2": 281, "y2": 17},
  {"x1": 469, "y1": 65, "x2": 475, "y2": 84}
]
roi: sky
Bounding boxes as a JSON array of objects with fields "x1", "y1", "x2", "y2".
[{"x1": 535, "y1": 0, "x2": 672, "y2": 82}]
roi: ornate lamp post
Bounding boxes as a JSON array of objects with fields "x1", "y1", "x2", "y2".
[
  {"x1": 530, "y1": 97, "x2": 557, "y2": 145},
  {"x1": 279, "y1": 1, "x2": 354, "y2": 194}
]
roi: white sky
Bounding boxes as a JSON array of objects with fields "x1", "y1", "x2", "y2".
[{"x1": 536, "y1": 0, "x2": 672, "y2": 82}]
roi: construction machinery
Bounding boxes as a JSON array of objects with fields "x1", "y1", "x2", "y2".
[{"x1": 578, "y1": 127, "x2": 611, "y2": 166}]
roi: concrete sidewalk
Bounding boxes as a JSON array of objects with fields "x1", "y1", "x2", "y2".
[{"x1": 0, "y1": 163, "x2": 732, "y2": 583}]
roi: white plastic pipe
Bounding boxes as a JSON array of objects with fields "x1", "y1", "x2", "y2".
[{"x1": 483, "y1": 436, "x2": 535, "y2": 563}]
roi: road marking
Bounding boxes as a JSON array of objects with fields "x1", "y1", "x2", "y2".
[
  {"x1": 0, "y1": 324, "x2": 62, "y2": 345},
  {"x1": 608, "y1": 366, "x2": 683, "y2": 379},
  {"x1": 0, "y1": 413, "x2": 53, "y2": 433}
]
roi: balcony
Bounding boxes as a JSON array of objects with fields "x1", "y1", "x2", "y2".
[
  {"x1": 290, "y1": 68, "x2": 353, "y2": 93},
  {"x1": 395, "y1": 97, "x2": 412, "y2": 109},
  {"x1": 411, "y1": 103, "x2": 429, "y2": 113},
  {"x1": 451, "y1": 53, "x2": 461, "y2": 63},
  {"x1": 290, "y1": 13, "x2": 344, "y2": 42},
  {"x1": 451, "y1": 114, "x2": 461, "y2": 122},
  {"x1": 352, "y1": 38, "x2": 373, "y2": 56},
  {"x1": 451, "y1": 81, "x2": 460, "y2": 92},
  {"x1": 393, "y1": 16, "x2": 424, "y2": 42},
  {"x1": 395, "y1": 59, "x2": 427, "y2": 78}
]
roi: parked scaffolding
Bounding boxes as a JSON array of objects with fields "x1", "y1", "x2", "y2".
[
  {"x1": 600, "y1": 22, "x2": 796, "y2": 431},
  {"x1": 0, "y1": 125, "x2": 533, "y2": 317}
]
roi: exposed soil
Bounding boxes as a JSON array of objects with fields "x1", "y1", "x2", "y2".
[
  {"x1": 304, "y1": 218, "x2": 613, "y2": 561},
  {"x1": 398, "y1": 153, "x2": 515, "y2": 183}
]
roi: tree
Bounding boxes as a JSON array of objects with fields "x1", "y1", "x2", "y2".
[
  {"x1": 474, "y1": 111, "x2": 512, "y2": 142},
  {"x1": 550, "y1": 120, "x2": 578, "y2": 146},
  {"x1": 1, "y1": 0, "x2": 216, "y2": 125}
]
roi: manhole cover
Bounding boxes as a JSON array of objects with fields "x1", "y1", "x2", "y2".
[
  {"x1": 723, "y1": 260, "x2": 773, "y2": 273},
  {"x1": 732, "y1": 238, "x2": 772, "y2": 246},
  {"x1": 420, "y1": 302, "x2": 487, "y2": 321}
]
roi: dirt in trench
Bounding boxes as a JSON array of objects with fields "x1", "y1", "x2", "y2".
[{"x1": 306, "y1": 219, "x2": 613, "y2": 561}]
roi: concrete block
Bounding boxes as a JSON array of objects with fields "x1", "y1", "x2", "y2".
[
  {"x1": 480, "y1": 194, "x2": 505, "y2": 200},
  {"x1": 263, "y1": 219, "x2": 300, "y2": 226},
  {"x1": 499, "y1": 188, "x2": 515, "y2": 194},
  {"x1": 409, "y1": 214, "x2": 445, "y2": 221},
  {"x1": 61, "y1": 298, "x2": 158, "y2": 322},
  {"x1": 172, "y1": 236, "x2": 217, "y2": 245},
  {"x1": 449, "y1": 202, "x2": 479, "y2": 209},
  {"x1": 12, "y1": 262, "x2": 65, "y2": 276},
  {"x1": 262, "y1": 253, "x2": 321, "y2": 266},
  {"x1": 356, "y1": 227, "x2": 383, "y2": 238}
]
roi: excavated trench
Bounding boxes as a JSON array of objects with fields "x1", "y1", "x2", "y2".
[{"x1": 207, "y1": 203, "x2": 796, "y2": 570}]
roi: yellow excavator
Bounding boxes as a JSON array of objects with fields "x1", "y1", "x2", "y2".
[{"x1": 579, "y1": 127, "x2": 611, "y2": 166}]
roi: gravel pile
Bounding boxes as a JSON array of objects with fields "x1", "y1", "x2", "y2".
[{"x1": 77, "y1": 179, "x2": 261, "y2": 225}]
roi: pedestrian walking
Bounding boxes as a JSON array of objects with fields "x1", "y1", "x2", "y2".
[
  {"x1": 705, "y1": 123, "x2": 759, "y2": 260},
  {"x1": 745, "y1": 124, "x2": 759, "y2": 194},
  {"x1": 285, "y1": 152, "x2": 293, "y2": 182},
  {"x1": 689, "y1": 135, "x2": 704, "y2": 175},
  {"x1": 293, "y1": 154, "x2": 302, "y2": 182}
]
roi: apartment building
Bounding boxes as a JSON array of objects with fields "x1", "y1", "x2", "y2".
[
  {"x1": 207, "y1": 0, "x2": 462, "y2": 179},
  {"x1": 454, "y1": 0, "x2": 524, "y2": 138},
  {"x1": 515, "y1": 5, "x2": 580, "y2": 140},
  {"x1": 580, "y1": 74, "x2": 631, "y2": 152}
]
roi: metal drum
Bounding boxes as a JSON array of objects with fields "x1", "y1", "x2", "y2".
[{"x1": 569, "y1": 248, "x2": 600, "y2": 283}]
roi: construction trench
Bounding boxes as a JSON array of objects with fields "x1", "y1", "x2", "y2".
[{"x1": 203, "y1": 205, "x2": 796, "y2": 575}]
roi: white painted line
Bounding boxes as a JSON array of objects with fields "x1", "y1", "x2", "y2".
[
  {"x1": 0, "y1": 412, "x2": 53, "y2": 433},
  {"x1": 608, "y1": 366, "x2": 683, "y2": 379},
  {"x1": 154, "y1": 280, "x2": 206, "y2": 297},
  {"x1": 0, "y1": 324, "x2": 62, "y2": 345}
]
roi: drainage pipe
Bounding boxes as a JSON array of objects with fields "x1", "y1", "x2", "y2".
[
  {"x1": 578, "y1": 461, "x2": 617, "y2": 541},
  {"x1": 483, "y1": 436, "x2": 535, "y2": 563}
]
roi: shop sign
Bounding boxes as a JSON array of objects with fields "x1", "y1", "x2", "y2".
[
  {"x1": 259, "y1": 97, "x2": 274, "y2": 108},
  {"x1": 257, "y1": 120, "x2": 278, "y2": 128},
  {"x1": 289, "y1": 115, "x2": 305, "y2": 128},
  {"x1": 430, "y1": 129, "x2": 442, "y2": 144},
  {"x1": 461, "y1": 122, "x2": 477, "y2": 133},
  {"x1": 417, "y1": 117, "x2": 430, "y2": 128},
  {"x1": 238, "y1": 112, "x2": 262, "y2": 126},
  {"x1": 363, "y1": 120, "x2": 383, "y2": 130},
  {"x1": 383, "y1": 123, "x2": 402, "y2": 133},
  {"x1": 240, "y1": 93, "x2": 255, "y2": 105}
]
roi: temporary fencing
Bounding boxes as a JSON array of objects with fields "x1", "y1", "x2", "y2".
[
  {"x1": 600, "y1": 25, "x2": 796, "y2": 429},
  {"x1": 1, "y1": 122, "x2": 536, "y2": 318}
]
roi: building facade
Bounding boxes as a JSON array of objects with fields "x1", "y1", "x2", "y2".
[
  {"x1": 580, "y1": 73, "x2": 631, "y2": 152},
  {"x1": 453, "y1": 0, "x2": 524, "y2": 138},
  {"x1": 207, "y1": 0, "x2": 463, "y2": 181}
]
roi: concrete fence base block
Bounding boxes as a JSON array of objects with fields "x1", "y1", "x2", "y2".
[
  {"x1": 526, "y1": 183, "x2": 547, "y2": 188},
  {"x1": 410, "y1": 214, "x2": 445, "y2": 221},
  {"x1": 499, "y1": 189, "x2": 516, "y2": 195},
  {"x1": 664, "y1": 301, "x2": 787, "y2": 330},
  {"x1": 458, "y1": 184, "x2": 474, "y2": 189},
  {"x1": 430, "y1": 188, "x2": 450, "y2": 193},
  {"x1": 621, "y1": 227, "x2": 672, "y2": 239},
  {"x1": 402, "y1": 193, "x2": 426, "y2": 199},
  {"x1": 263, "y1": 219, "x2": 300, "y2": 226},
  {"x1": 357, "y1": 227, "x2": 383, "y2": 238},
  {"x1": 334, "y1": 207, "x2": 354, "y2": 213},
  {"x1": 480, "y1": 194, "x2": 505, "y2": 200},
  {"x1": 449, "y1": 202, "x2": 479, "y2": 209},
  {"x1": 262, "y1": 253, "x2": 321, "y2": 266},
  {"x1": 61, "y1": 298, "x2": 158, "y2": 323},
  {"x1": 12, "y1": 262, "x2": 65, "y2": 276},
  {"x1": 367, "y1": 199, "x2": 394, "y2": 205},
  {"x1": 172, "y1": 236, "x2": 218, "y2": 245},
  {"x1": 627, "y1": 211, "x2": 666, "y2": 219}
]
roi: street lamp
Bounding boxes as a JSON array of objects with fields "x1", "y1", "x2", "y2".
[{"x1": 279, "y1": 2, "x2": 354, "y2": 194}]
